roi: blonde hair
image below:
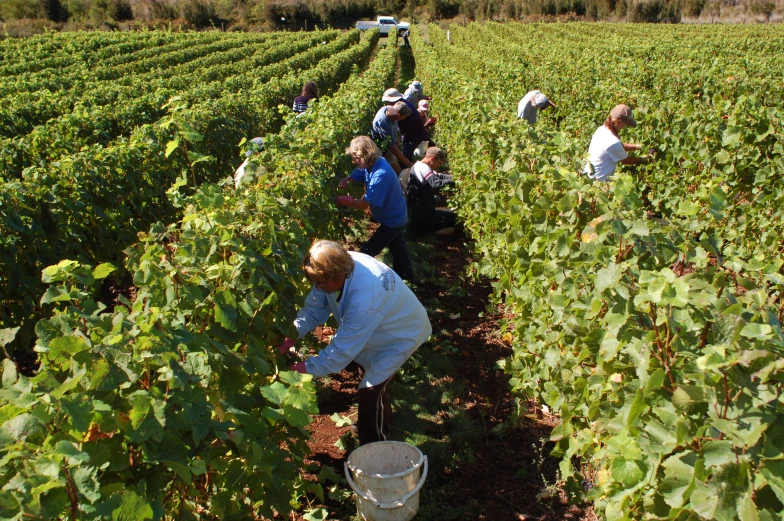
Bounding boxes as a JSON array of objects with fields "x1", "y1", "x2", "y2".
[
  {"x1": 345, "y1": 136, "x2": 381, "y2": 167},
  {"x1": 302, "y1": 240, "x2": 355, "y2": 283}
]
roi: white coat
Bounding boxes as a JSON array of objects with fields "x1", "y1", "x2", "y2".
[{"x1": 295, "y1": 252, "x2": 431, "y2": 388}]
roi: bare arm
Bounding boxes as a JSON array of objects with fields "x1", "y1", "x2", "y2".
[{"x1": 623, "y1": 143, "x2": 642, "y2": 152}]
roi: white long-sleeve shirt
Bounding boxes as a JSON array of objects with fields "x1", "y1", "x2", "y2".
[{"x1": 294, "y1": 252, "x2": 431, "y2": 388}]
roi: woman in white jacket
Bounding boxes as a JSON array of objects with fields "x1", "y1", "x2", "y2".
[{"x1": 280, "y1": 240, "x2": 431, "y2": 445}]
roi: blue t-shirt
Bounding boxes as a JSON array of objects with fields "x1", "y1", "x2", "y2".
[
  {"x1": 371, "y1": 106, "x2": 398, "y2": 149},
  {"x1": 350, "y1": 157, "x2": 408, "y2": 228}
]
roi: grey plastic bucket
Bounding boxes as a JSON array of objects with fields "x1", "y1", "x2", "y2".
[{"x1": 344, "y1": 441, "x2": 428, "y2": 521}]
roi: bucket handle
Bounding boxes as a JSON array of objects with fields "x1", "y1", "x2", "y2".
[{"x1": 344, "y1": 456, "x2": 428, "y2": 510}]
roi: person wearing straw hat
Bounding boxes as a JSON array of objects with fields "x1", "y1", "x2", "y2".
[
  {"x1": 517, "y1": 90, "x2": 557, "y2": 125},
  {"x1": 279, "y1": 240, "x2": 431, "y2": 445},
  {"x1": 583, "y1": 104, "x2": 653, "y2": 183}
]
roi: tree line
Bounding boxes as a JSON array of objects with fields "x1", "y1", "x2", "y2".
[{"x1": 1, "y1": 0, "x2": 781, "y2": 35}]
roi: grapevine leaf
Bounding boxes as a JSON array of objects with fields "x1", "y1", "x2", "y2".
[{"x1": 214, "y1": 290, "x2": 238, "y2": 332}]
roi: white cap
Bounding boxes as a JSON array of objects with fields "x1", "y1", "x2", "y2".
[{"x1": 533, "y1": 93, "x2": 550, "y2": 109}]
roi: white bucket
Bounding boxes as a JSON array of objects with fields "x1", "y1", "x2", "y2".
[{"x1": 344, "y1": 441, "x2": 429, "y2": 521}]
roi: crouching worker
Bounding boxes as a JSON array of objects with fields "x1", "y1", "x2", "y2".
[
  {"x1": 407, "y1": 147, "x2": 457, "y2": 235},
  {"x1": 281, "y1": 240, "x2": 432, "y2": 445}
]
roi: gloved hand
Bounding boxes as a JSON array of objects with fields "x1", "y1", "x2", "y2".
[
  {"x1": 336, "y1": 195, "x2": 354, "y2": 207},
  {"x1": 288, "y1": 361, "x2": 307, "y2": 373},
  {"x1": 640, "y1": 155, "x2": 654, "y2": 165},
  {"x1": 338, "y1": 177, "x2": 351, "y2": 189},
  {"x1": 276, "y1": 337, "x2": 296, "y2": 355}
]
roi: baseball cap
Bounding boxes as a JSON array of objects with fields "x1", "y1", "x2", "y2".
[
  {"x1": 533, "y1": 93, "x2": 551, "y2": 109},
  {"x1": 610, "y1": 104, "x2": 637, "y2": 127},
  {"x1": 386, "y1": 101, "x2": 410, "y2": 117},
  {"x1": 418, "y1": 99, "x2": 429, "y2": 110},
  {"x1": 425, "y1": 146, "x2": 446, "y2": 161},
  {"x1": 382, "y1": 88, "x2": 404, "y2": 103},
  {"x1": 410, "y1": 80, "x2": 423, "y2": 91}
]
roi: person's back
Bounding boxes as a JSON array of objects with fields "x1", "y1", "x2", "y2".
[{"x1": 397, "y1": 99, "x2": 429, "y2": 159}]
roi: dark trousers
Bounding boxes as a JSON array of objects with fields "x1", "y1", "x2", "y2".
[
  {"x1": 360, "y1": 224, "x2": 414, "y2": 280},
  {"x1": 357, "y1": 367, "x2": 395, "y2": 446},
  {"x1": 411, "y1": 209, "x2": 457, "y2": 235}
]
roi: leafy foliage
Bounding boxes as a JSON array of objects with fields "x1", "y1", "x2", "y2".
[
  {"x1": 0, "y1": 29, "x2": 378, "y2": 353},
  {"x1": 0, "y1": 29, "x2": 396, "y2": 519},
  {"x1": 413, "y1": 22, "x2": 784, "y2": 520}
]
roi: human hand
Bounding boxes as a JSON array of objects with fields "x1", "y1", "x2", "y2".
[
  {"x1": 336, "y1": 195, "x2": 354, "y2": 207},
  {"x1": 426, "y1": 117, "x2": 438, "y2": 126},
  {"x1": 338, "y1": 177, "x2": 350, "y2": 189},
  {"x1": 288, "y1": 361, "x2": 307, "y2": 373},
  {"x1": 276, "y1": 337, "x2": 296, "y2": 355}
]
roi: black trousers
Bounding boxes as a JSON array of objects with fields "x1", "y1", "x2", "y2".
[
  {"x1": 357, "y1": 366, "x2": 395, "y2": 446},
  {"x1": 411, "y1": 209, "x2": 457, "y2": 234},
  {"x1": 360, "y1": 224, "x2": 414, "y2": 280}
]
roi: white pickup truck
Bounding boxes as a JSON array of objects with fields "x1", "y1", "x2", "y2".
[{"x1": 355, "y1": 16, "x2": 410, "y2": 35}]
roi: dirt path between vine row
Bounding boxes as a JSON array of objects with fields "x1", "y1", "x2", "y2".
[{"x1": 291, "y1": 232, "x2": 594, "y2": 521}]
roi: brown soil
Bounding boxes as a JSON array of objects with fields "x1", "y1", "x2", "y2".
[{"x1": 292, "y1": 232, "x2": 594, "y2": 521}]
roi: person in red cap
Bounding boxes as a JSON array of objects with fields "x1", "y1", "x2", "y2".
[{"x1": 582, "y1": 104, "x2": 653, "y2": 182}]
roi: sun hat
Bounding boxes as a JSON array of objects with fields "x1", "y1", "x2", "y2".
[
  {"x1": 425, "y1": 146, "x2": 446, "y2": 161},
  {"x1": 382, "y1": 88, "x2": 404, "y2": 103},
  {"x1": 610, "y1": 104, "x2": 637, "y2": 127}
]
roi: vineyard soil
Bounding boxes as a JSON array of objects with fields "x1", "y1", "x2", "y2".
[{"x1": 295, "y1": 232, "x2": 595, "y2": 521}]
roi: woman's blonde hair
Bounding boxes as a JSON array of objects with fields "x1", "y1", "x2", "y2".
[
  {"x1": 345, "y1": 136, "x2": 381, "y2": 167},
  {"x1": 302, "y1": 240, "x2": 355, "y2": 283}
]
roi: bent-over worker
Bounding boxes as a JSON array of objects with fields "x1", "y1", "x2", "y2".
[
  {"x1": 583, "y1": 104, "x2": 653, "y2": 182},
  {"x1": 280, "y1": 240, "x2": 431, "y2": 445}
]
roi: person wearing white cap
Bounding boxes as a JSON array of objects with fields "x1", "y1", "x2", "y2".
[
  {"x1": 417, "y1": 99, "x2": 437, "y2": 129},
  {"x1": 234, "y1": 137, "x2": 264, "y2": 188},
  {"x1": 582, "y1": 104, "x2": 653, "y2": 183},
  {"x1": 371, "y1": 99, "x2": 413, "y2": 175},
  {"x1": 517, "y1": 90, "x2": 557, "y2": 125}
]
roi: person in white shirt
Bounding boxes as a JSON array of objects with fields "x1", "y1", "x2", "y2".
[
  {"x1": 279, "y1": 240, "x2": 431, "y2": 445},
  {"x1": 583, "y1": 104, "x2": 652, "y2": 182},
  {"x1": 233, "y1": 137, "x2": 264, "y2": 188},
  {"x1": 517, "y1": 90, "x2": 556, "y2": 124}
]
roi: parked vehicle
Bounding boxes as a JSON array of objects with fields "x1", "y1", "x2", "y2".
[{"x1": 355, "y1": 16, "x2": 410, "y2": 35}]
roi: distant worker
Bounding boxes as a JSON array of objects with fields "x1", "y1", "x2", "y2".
[
  {"x1": 234, "y1": 137, "x2": 264, "y2": 188},
  {"x1": 400, "y1": 27, "x2": 411, "y2": 47},
  {"x1": 337, "y1": 136, "x2": 414, "y2": 280},
  {"x1": 371, "y1": 99, "x2": 413, "y2": 174},
  {"x1": 293, "y1": 81, "x2": 318, "y2": 114},
  {"x1": 517, "y1": 90, "x2": 556, "y2": 125},
  {"x1": 279, "y1": 240, "x2": 431, "y2": 446},
  {"x1": 417, "y1": 100, "x2": 438, "y2": 129},
  {"x1": 403, "y1": 80, "x2": 431, "y2": 107},
  {"x1": 407, "y1": 147, "x2": 457, "y2": 236},
  {"x1": 382, "y1": 88, "x2": 430, "y2": 162},
  {"x1": 583, "y1": 104, "x2": 653, "y2": 183}
]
